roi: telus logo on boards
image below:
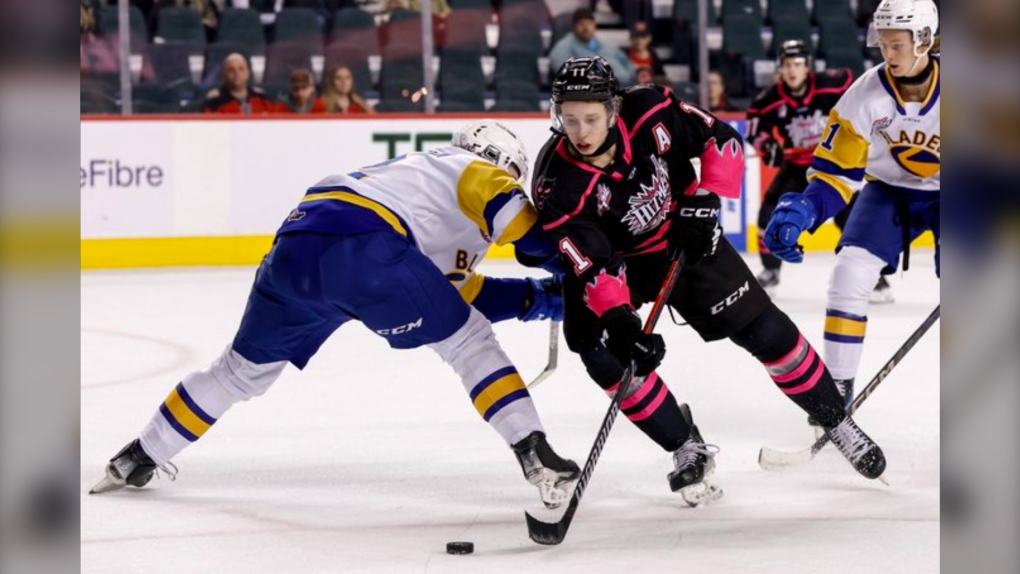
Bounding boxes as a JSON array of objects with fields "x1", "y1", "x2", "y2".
[{"x1": 81, "y1": 159, "x2": 165, "y2": 189}]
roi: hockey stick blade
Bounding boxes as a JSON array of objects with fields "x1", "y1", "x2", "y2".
[
  {"x1": 527, "y1": 321, "x2": 560, "y2": 389},
  {"x1": 758, "y1": 305, "x2": 940, "y2": 471},
  {"x1": 525, "y1": 366, "x2": 632, "y2": 545}
]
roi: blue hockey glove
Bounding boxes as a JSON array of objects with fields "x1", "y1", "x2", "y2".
[
  {"x1": 763, "y1": 193, "x2": 818, "y2": 263},
  {"x1": 519, "y1": 277, "x2": 564, "y2": 322}
]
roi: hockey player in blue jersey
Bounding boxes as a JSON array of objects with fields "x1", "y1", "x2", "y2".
[
  {"x1": 764, "y1": 0, "x2": 940, "y2": 413},
  {"x1": 90, "y1": 120, "x2": 581, "y2": 509}
]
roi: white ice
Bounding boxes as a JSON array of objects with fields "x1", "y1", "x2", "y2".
[{"x1": 82, "y1": 252, "x2": 940, "y2": 573}]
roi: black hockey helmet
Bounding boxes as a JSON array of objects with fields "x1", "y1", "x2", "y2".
[
  {"x1": 551, "y1": 56, "x2": 620, "y2": 104},
  {"x1": 777, "y1": 39, "x2": 812, "y2": 66}
]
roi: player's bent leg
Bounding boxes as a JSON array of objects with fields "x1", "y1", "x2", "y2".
[
  {"x1": 730, "y1": 304, "x2": 886, "y2": 479},
  {"x1": 572, "y1": 338, "x2": 720, "y2": 505},
  {"x1": 430, "y1": 308, "x2": 578, "y2": 509},
  {"x1": 90, "y1": 348, "x2": 287, "y2": 494},
  {"x1": 731, "y1": 305, "x2": 846, "y2": 428},
  {"x1": 825, "y1": 245, "x2": 887, "y2": 403}
]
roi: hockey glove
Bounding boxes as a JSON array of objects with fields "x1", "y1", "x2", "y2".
[
  {"x1": 519, "y1": 277, "x2": 564, "y2": 322},
  {"x1": 602, "y1": 306, "x2": 665, "y2": 377},
  {"x1": 759, "y1": 139, "x2": 784, "y2": 168},
  {"x1": 670, "y1": 192, "x2": 722, "y2": 265},
  {"x1": 763, "y1": 193, "x2": 818, "y2": 263}
]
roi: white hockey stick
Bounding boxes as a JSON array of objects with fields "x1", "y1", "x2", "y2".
[
  {"x1": 759, "y1": 305, "x2": 940, "y2": 471},
  {"x1": 527, "y1": 320, "x2": 559, "y2": 389}
]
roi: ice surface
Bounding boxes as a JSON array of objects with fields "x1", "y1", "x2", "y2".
[{"x1": 82, "y1": 252, "x2": 940, "y2": 573}]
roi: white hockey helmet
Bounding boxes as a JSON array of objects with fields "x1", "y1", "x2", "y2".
[
  {"x1": 867, "y1": 0, "x2": 939, "y2": 54},
  {"x1": 452, "y1": 120, "x2": 530, "y2": 182}
]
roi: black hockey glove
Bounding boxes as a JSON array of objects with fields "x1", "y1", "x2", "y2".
[
  {"x1": 670, "y1": 192, "x2": 722, "y2": 265},
  {"x1": 760, "y1": 139, "x2": 784, "y2": 168},
  {"x1": 602, "y1": 306, "x2": 665, "y2": 377}
]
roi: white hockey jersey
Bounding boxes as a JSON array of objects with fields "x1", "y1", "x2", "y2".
[
  {"x1": 278, "y1": 146, "x2": 537, "y2": 303},
  {"x1": 806, "y1": 57, "x2": 940, "y2": 210}
]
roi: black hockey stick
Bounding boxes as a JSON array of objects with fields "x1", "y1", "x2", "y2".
[
  {"x1": 525, "y1": 255, "x2": 685, "y2": 545},
  {"x1": 527, "y1": 321, "x2": 560, "y2": 389},
  {"x1": 758, "y1": 304, "x2": 940, "y2": 470}
]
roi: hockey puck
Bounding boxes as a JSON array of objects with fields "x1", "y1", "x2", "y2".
[{"x1": 446, "y1": 541, "x2": 474, "y2": 555}]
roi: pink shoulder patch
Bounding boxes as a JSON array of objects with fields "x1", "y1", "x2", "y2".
[{"x1": 699, "y1": 137, "x2": 744, "y2": 199}]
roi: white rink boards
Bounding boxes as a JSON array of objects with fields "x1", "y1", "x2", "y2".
[{"x1": 82, "y1": 252, "x2": 940, "y2": 573}]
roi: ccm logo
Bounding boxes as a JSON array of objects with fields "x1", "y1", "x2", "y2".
[
  {"x1": 376, "y1": 318, "x2": 423, "y2": 335},
  {"x1": 711, "y1": 281, "x2": 750, "y2": 315},
  {"x1": 679, "y1": 207, "x2": 720, "y2": 218}
]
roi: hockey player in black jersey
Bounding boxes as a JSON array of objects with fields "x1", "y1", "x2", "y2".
[
  {"x1": 747, "y1": 41, "x2": 893, "y2": 302},
  {"x1": 532, "y1": 57, "x2": 888, "y2": 496}
]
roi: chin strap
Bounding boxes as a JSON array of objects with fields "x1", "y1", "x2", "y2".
[
  {"x1": 569, "y1": 125, "x2": 620, "y2": 159},
  {"x1": 897, "y1": 54, "x2": 935, "y2": 85}
]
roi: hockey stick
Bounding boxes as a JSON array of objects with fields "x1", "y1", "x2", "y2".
[
  {"x1": 758, "y1": 304, "x2": 941, "y2": 470},
  {"x1": 525, "y1": 255, "x2": 684, "y2": 545},
  {"x1": 527, "y1": 321, "x2": 560, "y2": 389}
]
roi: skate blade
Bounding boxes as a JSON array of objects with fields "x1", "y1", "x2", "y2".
[
  {"x1": 89, "y1": 475, "x2": 125, "y2": 495},
  {"x1": 533, "y1": 471, "x2": 578, "y2": 510},
  {"x1": 680, "y1": 479, "x2": 723, "y2": 507},
  {"x1": 869, "y1": 290, "x2": 895, "y2": 305}
]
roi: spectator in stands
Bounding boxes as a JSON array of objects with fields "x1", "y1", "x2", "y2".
[
  {"x1": 202, "y1": 53, "x2": 280, "y2": 114},
  {"x1": 625, "y1": 21, "x2": 665, "y2": 85},
  {"x1": 279, "y1": 68, "x2": 328, "y2": 113},
  {"x1": 707, "y1": 70, "x2": 741, "y2": 112},
  {"x1": 152, "y1": 1, "x2": 221, "y2": 41},
  {"x1": 549, "y1": 8, "x2": 636, "y2": 86},
  {"x1": 81, "y1": 1, "x2": 97, "y2": 35},
  {"x1": 635, "y1": 66, "x2": 653, "y2": 84},
  {"x1": 321, "y1": 65, "x2": 375, "y2": 114}
]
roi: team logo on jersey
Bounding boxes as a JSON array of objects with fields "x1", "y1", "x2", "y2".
[
  {"x1": 788, "y1": 110, "x2": 826, "y2": 148},
  {"x1": 882, "y1": 129, "x2": 941, "y2": 178},
  {"x1": 871, "y1": 116, "x2": 893, "y2": 136},
  {"x1": 621, "y1": 156, "x2": 671, "y2": 235},
  {"x1": 890, "y1": 145, "x2": 941, "y2": 178},
  {"x1": 533, "y1": 177, "x2": 554, "y2": 209},
  {"x1": 596, "y1": 183, "x2": 612, "y2": 215},
  {"x1": 286, "y1": 208, "x2": 306, "y2": 221}
]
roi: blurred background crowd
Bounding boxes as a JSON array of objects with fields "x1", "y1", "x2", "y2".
[{"x1": 79, "y1": 0, "x2": 892, "y2": 114}]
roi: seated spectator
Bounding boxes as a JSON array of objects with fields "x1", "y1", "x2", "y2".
[
  {"x1": 153, "y1": 0, "x2": 221, "y2": 41},
  {"x1": 81, "y1": 1, "x2": 96, "y2": 35},
  {"x1": 279, "y1": 68, "x2": 328, "y2": 113},
  {"x1": 707, "y1": 70, "x2": 742, "y2": 112},
  {"x1": 549, "y1": 8, "x2": 636, "y2": 86},
  {"x1": 635, "y1": 66, "x2": 653, "y2": 85},
  {"x1": 625, "y1": 22, "x2": 665, "y2": 85},
  {"x1": 321, "y1": 65, "x2": 375, "y2": 114},
  {"x1": 202, "y1": 53, "x2": 280, "y2": 113}
]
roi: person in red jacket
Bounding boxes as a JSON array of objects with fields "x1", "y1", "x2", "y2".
[{"x1": 201, "y1": 53, "x2": 278, "y2": 114}]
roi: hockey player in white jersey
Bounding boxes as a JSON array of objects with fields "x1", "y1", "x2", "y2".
[
  {"x1": 90, "y1": 120, "x2": 581, "y2": 509},
  {"x1": 764, "y1": 0, "x2": 940, "y2": 414}
]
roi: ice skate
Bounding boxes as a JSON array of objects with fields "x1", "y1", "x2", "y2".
[
  {"x1": 89, "y1": 439, "x2": 177, "y2": 495},
  {"x1": 756, "y1": 269, "x2": 780, "y2": 298},
  {"x1": 808, "y1": 378, "x2": 854, "y2": 438},
  {"x1": 668, "y1": 404, "x2": 723, "y2": 507},
  {"x1": 825, "y1": 416, "x2": 886, "y2": 479},
  {"x1": 869, "y1": 276, "x2": 895, "y2": 304},
  {"x1": 512, "y1": 431, "x2": 580, "y2": 509}
]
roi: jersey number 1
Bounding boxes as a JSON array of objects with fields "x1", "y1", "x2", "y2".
[
  {"x1": 559, "y1": 237, "x2": 591, "y2": 273},
  {"x1": 821, "y1": 123, "x2": 841, "y2": 151}
]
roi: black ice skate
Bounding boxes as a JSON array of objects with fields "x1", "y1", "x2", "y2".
[
  {"x1": 808, "y1": 378, "x2": 855, "y2": 438},
  {"x1": 756, "y1": 269, "x2": 780, "y2": 298},
  {"x1": 825, "y1": 416, "x2": 886, "y2": 479},
  {"x1": 668, "y1": 404, "x2": 722, "y2": 507},
  {"x1": 869, "y1": 276, "x2": 895, "y2": 304},
  {"x1": 513, "y1": 431, "x2": 580, "y2": 509},
  {"x1": 89, "y1": 439, "x2": 177, "y2": 495}
]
